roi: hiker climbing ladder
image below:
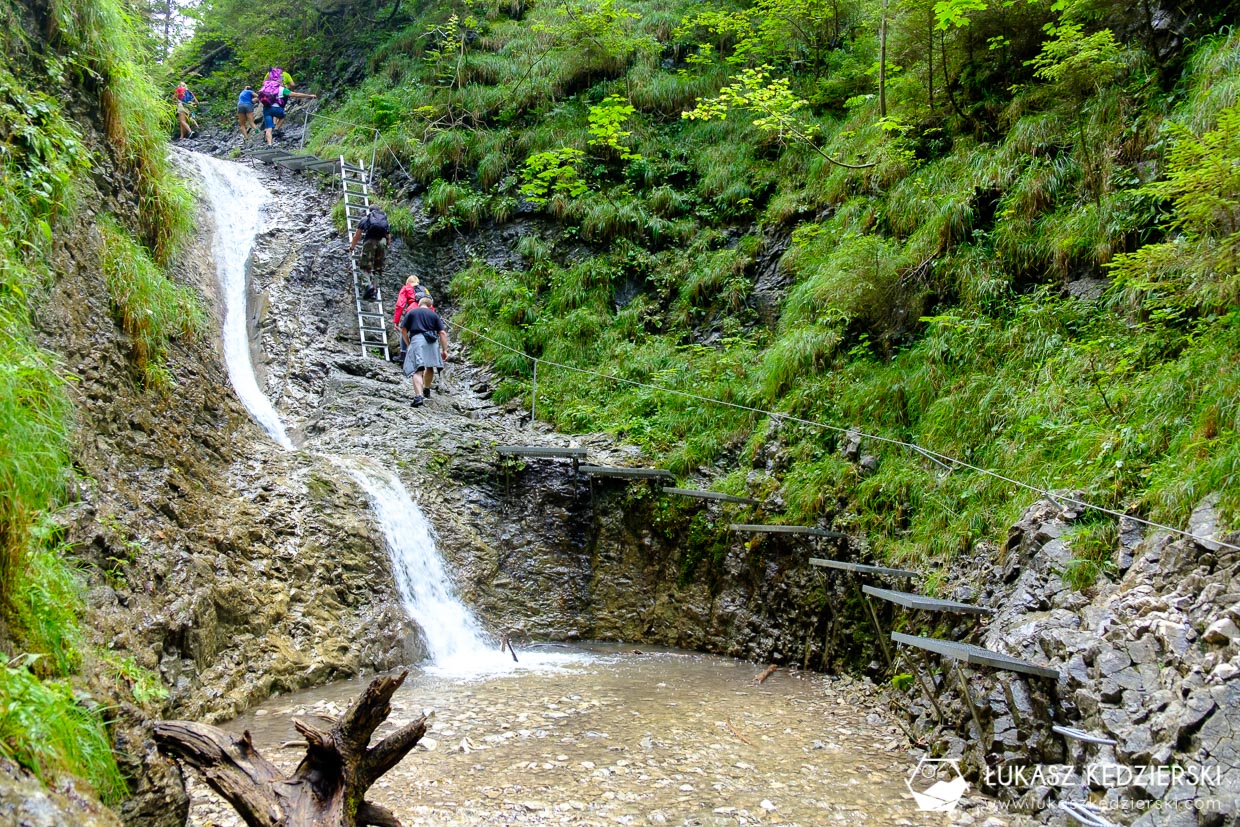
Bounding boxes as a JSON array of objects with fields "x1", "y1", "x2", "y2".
[
  {"x1": 247, "y1": 149, "x2": 388, "y2": 358},
  {"x1": 339, "y1": 156, "x2": 389, "y2": 360}
]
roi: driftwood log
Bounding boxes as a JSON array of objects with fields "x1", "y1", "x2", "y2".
[
  {"x1": 154, "y1": 671, "x2": 426, "y2": 827},
  {"x1": 754, "y1": 664, "x2": 778, "y2": 684}
]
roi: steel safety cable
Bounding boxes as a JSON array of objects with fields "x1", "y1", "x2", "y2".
[{"x1": 445, "y1": 318, "x2": 1240, "y2": 553}]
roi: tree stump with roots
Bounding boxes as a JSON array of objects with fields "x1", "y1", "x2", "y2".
[{"x1": 154, "y1": 670, "x2": 426, "y2": 827}]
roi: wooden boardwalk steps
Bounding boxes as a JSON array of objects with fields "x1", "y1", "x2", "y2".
[
  {"x1": 1060, "y1": 802, "x2": 1118, "y2": 827},
  {"x1": 664, "y1": 488, "x2": 760, "y2": 506},
  {"x1": 496, "y1": 445, "x2": 587, "y2": 461},
  {"x1": 810, "y1": 558, "x2": 917, "y2": 578},
  {"x1": 891, "y1": 633, "x2": 1059, "y2": 680},
  {"x1": 861, "y1": 585, "x2": 992, "y2": 614},
  {"x1": 731, "y1": 524, "x2": 845, "y2": 539},
  {"x1": 496, "y1": 445, "x2": 587, "y2": 476},
  {"x1": 892, "y1": 632, "x2": 1058, "y2": 736},
  {"x1": 1052, "y1": 725, "x2": 1116, "y2": 746},
  {"x1": 579, "y1": 465, "x2": 674, "y2": 481}
]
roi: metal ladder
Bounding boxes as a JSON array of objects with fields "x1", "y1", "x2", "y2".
[{"x1": 340, "y1": 156, "x2": 390, "y2": 360}]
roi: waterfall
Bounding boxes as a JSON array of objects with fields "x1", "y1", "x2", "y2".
[
  {"x1": 195, "y1": 154, "x2": 579, "y2": 675},
  {"x1": 194, "y1": 153, "x2": 293, "y2": 450},
  {"x1": 335, "y1": 458, "x2": 524, "y2": 674}
]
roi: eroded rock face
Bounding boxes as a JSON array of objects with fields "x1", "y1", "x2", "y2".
[
  {"x1": 0, "y1": 758, "x2": 123, "y2": 827},
  {"x1": 899, "y1": 493, "x2": 1239, "y2": 824}
]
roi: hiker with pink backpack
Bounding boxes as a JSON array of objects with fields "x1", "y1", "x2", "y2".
[{"x1": 257, "y1": 66, "x2": 316, "y2": 146}]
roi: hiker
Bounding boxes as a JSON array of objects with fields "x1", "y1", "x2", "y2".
[
  {"x1": 237, "y1": 86, "x2": 256, "y2": 138},
  {"x1": 274, "y1": 83, "x2": 315, "y2": 129},
  {"x1": 174, "y1": 82, "x2": 200, "y2": 137},
  {"x1": 401, "y1": 296, "x2": 448, "y2": 407},
  {"x1": 392, "y1": 275, "x2": 432, "y2": 361},
  {"x1": 349, "y1": 207, "x2": 393, "y2": 293},
  {"x1": 174, "y1": 82, "x2": 198, "y2": 106},
  {"x1": 256, "y1": 66, "x2": 315, "y2": 145},
  {"x1": 175, "y1": 96, "x2": 196, "y2": 139}
]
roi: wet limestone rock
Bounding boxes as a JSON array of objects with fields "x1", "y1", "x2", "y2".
[{"x1": 0, "y1": 758, "x2": 122, "y2": 827}]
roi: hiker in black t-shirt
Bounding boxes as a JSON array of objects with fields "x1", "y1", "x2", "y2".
[
  {"x1": 400, "y1": 297, "x2": 448, "y2": 407},
  {"x1": 349, "y1": 207, "x2": 393, "y2": 294}
]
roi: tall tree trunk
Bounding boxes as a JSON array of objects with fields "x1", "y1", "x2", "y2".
[
  {"x1": 926, "y1": 5, "x2": 934, "y2": 111},
  {"x1": 162, "y1": 0, "x2": 172, "y2": 61}
]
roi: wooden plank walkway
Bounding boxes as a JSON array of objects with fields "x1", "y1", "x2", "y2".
[
  {"x1": 731, "y1": 524, "x2": 844, "y2": 538},
  {"x1": 664, "y1": 488, "x2": 759, "y2": 506},
  {"x1": 1052, "y1": 725, "x2": 1116, "y2": 746},
  {"x1": 497, "y1": 446, "x2": 587, "y2": 460},
  {"x1": 891, "y1": 632, "x2": 1059, "y2": 680},
  {"x1": 810, "y1": 558, "x2": 917, "y2": 578},
  {"x1": 1060, "y1": 802, "x2": 1117, "y2": 827},
  {"x1": 862, "y1": 585, "x2": 991, "y2": 614},
  {"x1": 580, "y1": 465, "x2": 674, "y2": 481}
]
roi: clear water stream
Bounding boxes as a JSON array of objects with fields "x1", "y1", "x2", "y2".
[{"x1": 189, "y1": 645, "x2": 945, "y2": 827}]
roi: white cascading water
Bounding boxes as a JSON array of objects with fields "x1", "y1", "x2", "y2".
[
  {"x1": 195, "y1": 154, "x2": 579, "y2": 676},
  {"x1": 336, "y1": 458, "x2": 584, "y2": 677},
  {"x1": 336, "y1": 459, "x2": 491, "y2": 657},
  {"x1": 194, "y1": 153, "x2": 293, "y2": 450}
]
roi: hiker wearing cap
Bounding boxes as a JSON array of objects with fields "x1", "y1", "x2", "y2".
[
  {"x1": 237, "y1": 86, "x2": 256, "y2": 138},
  {"x1": 400, "y1": 296, "x2": 448, "y2": 407}
]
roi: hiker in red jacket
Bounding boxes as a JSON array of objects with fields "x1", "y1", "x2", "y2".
[{"x1": 392, "y1": 275, "x2": 431, "y2": 361}]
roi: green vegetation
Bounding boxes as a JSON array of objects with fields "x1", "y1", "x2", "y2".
[
  {"x1": 100, "y1": 215, "x2": 206, "y2": 387},
  {"x1": 183, "y1": 0, "x2": 1240, "y2": 589},
  {"x1": 1, "y1": 0, "x2": 193, "y2": 802},
  {"x1": 0, "y1": 655, "x2": 126, "y2": 803}
]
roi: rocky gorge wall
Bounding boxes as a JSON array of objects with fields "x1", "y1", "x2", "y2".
[{"x1": 889, "y1": 493, "x2": 1240, "y2": 825}]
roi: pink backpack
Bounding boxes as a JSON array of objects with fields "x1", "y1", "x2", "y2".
[{"x1": 258, "y1": 67, "x2": 282, "y2": 106}]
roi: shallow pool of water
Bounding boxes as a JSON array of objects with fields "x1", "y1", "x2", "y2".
[{"x1": 189, "y1": 644, "x2": 949, "y2": 826}]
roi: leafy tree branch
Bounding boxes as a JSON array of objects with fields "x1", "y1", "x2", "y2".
[{"x1": 682, "y1": 66, "x2": 878, "y2": 169}]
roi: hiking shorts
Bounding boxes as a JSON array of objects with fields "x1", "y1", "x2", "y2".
[
  {"x1": 238, "y1": 104, "x2": 254, "y2": 115},
  {"x1": 262, "y1": 104, "x2": 285, "y2": 130},
  {"x1": 360, "y1": 237, "x2": 387, "y2": 274},
  {"x1": 403, "y1": 336, "x2": 444, "y2": 377}
]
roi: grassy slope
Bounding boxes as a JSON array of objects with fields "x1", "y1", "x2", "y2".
[
  {"x1": 0, "y1": 0, "x2": 193, "y2": 802},
  {"x1": 195, "y1": 0, "x2": 1237, "y2": 586}
]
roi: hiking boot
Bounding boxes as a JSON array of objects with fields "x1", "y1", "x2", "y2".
[
  {"x1": 423, "y1": 386, "x2": 432, "y2": 398},
  {"x1": 411, "y1": 396, "x2": 425, "y2": 407}
]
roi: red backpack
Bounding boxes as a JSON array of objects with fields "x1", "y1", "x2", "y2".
[{"x1": 258, "y1": 67, "x2": 282, "y2": 107}]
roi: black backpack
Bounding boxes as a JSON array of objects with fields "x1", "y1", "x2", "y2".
[{"x1": 362, "y1": 208, "x2": 390, "y2": 239}]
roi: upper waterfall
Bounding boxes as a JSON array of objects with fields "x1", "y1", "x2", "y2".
[{"x1": 194, "y1": 153, "x2": 293, "y2": 450}]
